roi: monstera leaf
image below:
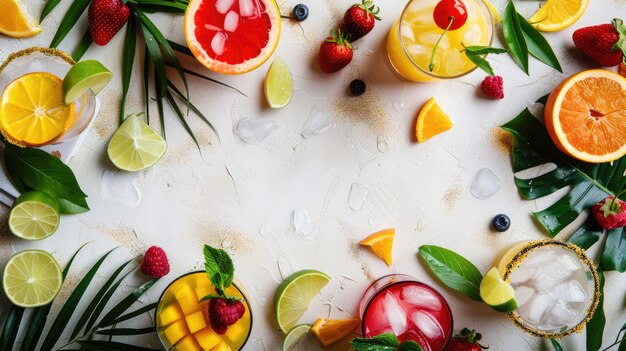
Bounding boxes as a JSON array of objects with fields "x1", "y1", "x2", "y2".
[{"x1": 501, "y1": 96, "x2": 626, "y2": 273}]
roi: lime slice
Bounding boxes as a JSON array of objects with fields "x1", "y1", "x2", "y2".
[
  {"x1": 264, "y1": 57, "x2": 293, "y2": 108},
  {"x1": 107, "y1": 114, "x2": 167, "y2": 171},
  {"x1": 62, "y1": 59, "x2": 112, "y2": 104},
  {"x1": 283, "y1": 324, "x2": 312, "y2": 351},
  {"x1": 480, "y1": 267, "x2": 518, "y2": 313},
  {"x1": 3, "y1": 250, "x2": 63, "y2": 307},
  {"x1": 9, "y1": 191, "x2": 60, "y2": 240},
  {"x1": 274, "y1": 269, "x2": 330, "y2": 333}
]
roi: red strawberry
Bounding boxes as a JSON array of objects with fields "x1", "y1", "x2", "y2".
[
  {"x1": 319, "y1": 30, "x2": 353, "y2": 73},
  {"x1": 592, "y1": 196, "x2": 626, "y2": 229},
  {"x1": 88, "y1": 0, "x2": 130, "y2": 46},
  {"x1": 445, "y1": 328, "x2": 488, "y2": 351},
  {"x1": 573, "y1": 18, "x2": 626, "y2": 67},
  {"x1": 341, "y1": 0, "x2": 381, "y2": 41},
  {"x1": 140, "y1": 246, "x2": 170, "y2": 278},
  {"x1": 208, "y1": 298, "x2": 245, "y2": 335}
]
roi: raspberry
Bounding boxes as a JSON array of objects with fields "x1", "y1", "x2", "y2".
[
  {"x1": 208, "y1": 298, "x2": 245, "y2": 334},
  {"x1": 481, "y1": 75, "x2": 504, "y2": 99},
  {"x1": 592, "y1": 196, "x2": 626, "y2": 229},
  {"x1": 140, "y1": 246, "x2": 170, "y2": 278}
]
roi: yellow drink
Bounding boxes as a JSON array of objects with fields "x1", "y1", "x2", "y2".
[
  {"x1": 156, "y1": 272, "x2": 252, "y2": 351},
  {"x1": 387, "y1": 0, "x2": 493, "y2": 82}
]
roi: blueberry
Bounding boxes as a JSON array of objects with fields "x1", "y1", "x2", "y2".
[
  {"x1": 292, "y1": 4, "x2": 309, "y2": 21},
  {"x1": 492, "y1": 214, "x2": 511, "y2": 232},
  {"x1": 349, "y1": 79, "x2": 366, "y2": 96}
]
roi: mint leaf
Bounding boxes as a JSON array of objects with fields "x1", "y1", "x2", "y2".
[
  {"x1": 465, "y1": 51, "x2": 495, "y2": 76},
  {"x1": 203, "y1": 245, "x2": 235, "y2": 293},
  {"x1": 464, "y1": 46, "x2": 509, "y2": 55},
  {"x1": 350, "y1": 333, "x2": 399, "y2": 351},
  {"x1": 400, "y1": 340, "x2": 424, "y2": 351}
]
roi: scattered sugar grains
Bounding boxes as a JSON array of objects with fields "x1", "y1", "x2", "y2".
[
  {"x1": 332, "y1": 87, "x2": 391, "y2": 132},
  {"x1": 442, "y1": 182, "x2": 462, "y2": 209},
  {"x1": 490, "y1": 127, "x2": 514, "y2": 155}
]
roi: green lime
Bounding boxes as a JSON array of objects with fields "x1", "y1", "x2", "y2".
[
  {"x1": 274, "y1": 269, "x2": 330, "y2": 333},
  {"x1": 107, "y1": 114, "x2": 167, "y2": 172},
  {"x1": 9, "y1": 191, "x2": 61, "y2": 240},
  {"x1": 3, "y1": 250, "x2": 63, "y2": 307},
  {"x1": 62, "y1": 59, "x2": 112, "y2": 105},
  {"x1": 264, "y1": 57, "x2": 293, "y2": 108},
  {"x1": 283, "y1": 324, "x2": 312, "y2": 351},
  {"x1": 480, "y1": 267, "x2": 518, "y2": 313}
]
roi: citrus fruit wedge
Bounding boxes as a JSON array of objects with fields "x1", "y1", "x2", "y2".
[
  {"x1": 311, "y1": 318, "x2": 360, "y2": 347},
  {"x1": 63, "y1": 60, "x2": 112, "y2": 105},
  {"x1": 283, "y1": 324, "x2": 312, "y2": 351},
  {"x1": 184, "y1": 0, "x2": 281, "y2": 74},
  {"x1": 480, "y1": 267, "x2": 517, "y2": 313},
  {"x1": 107, "y1": 114, "x2": 167, "y2": 171},
  {"x1": 0, "y1": 0, "x2": 41, "y2": 38},
  {"x1": 415, "y1": 97, "x2": 453, "y2": 143},
  {"x1": 544, "y1": 69, "x2": 626, "y2": 163},
  {"x1": 265, "y1": 57, "x2": 293, "y2": 108},
  {"x1": 274, "y1": 269, "x2": 330, "y2": 333},
  {"x1": 9, "y1": 191, "x2": 61, "y2": 240},
  {"x1": 529, "y1": 0, "x2": 589, "y2": 32},
  {"x1": 0, "y1": 72, "x2": 75, "y2": 146},
  {"x1": 3, "y1": 250, "x2": 63, "y2": 308},
  {"x1": 359, "y1": 228, "x2": 395, "y2": 266}
]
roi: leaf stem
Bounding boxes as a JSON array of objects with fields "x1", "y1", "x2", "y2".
[
  {"x1": 600, "y1": 336, "x2": 626, "y2": 351},
  {"x1": 429, "y1": 17, "x2": 454, "y2": 72}
]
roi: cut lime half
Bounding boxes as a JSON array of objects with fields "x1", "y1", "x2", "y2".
[
  {"x1": 107, "y1": 114, "x2": 167, "y2": 172},
  {"x1": 480, "y1": 267, "x2": 518, "y2": 313},
  {"x1": 3, "y1": 250, "x2": 63, "y2": 307},
  {"x1": 63, "y1": 59, "x2": 112, "y2": 105},
  {"x1": 283, "y1": 324, "x2": 312, "y2": 351},
  {"x1": 274, "y1": 269, "x2": 330, "y2": 333},
  {"x1": 264, "y1": 57, "x2": 293, "y2": 108},
  {"x1": 9, "y1": 191, "x2": 61, "y2": 240}
]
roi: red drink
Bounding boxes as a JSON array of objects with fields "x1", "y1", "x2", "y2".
[{"x1": 359, "y1": 275, "x2": 453, "y2": 351}]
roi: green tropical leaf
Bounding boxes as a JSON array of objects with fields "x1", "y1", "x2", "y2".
[
  {"x1": 72, "y1": 29, "x2": 93, "y2": 62},
  {"x1": 165, "y1": 88, "x2": 200, "y2": 149},
  {"x1": 0, "y1": 306, "x2": 25, "y2": 351},
  {"x1": 84, "y1": 268, "x2": 136, "y2": 333},
  {"x1": 154, "y1": 67, "x2": 166, "y2": 139},
  {"x1": 164, "y1": 61, "x2": 247, "y2": 96},
  {"x1": 168, "y1": 81, "x2": 220, "y2": 142},
  {"x1": 567, "y1": 217, "x2": 602, "y2": 250},
  {"x1": 550, "y1": 338, "x2": 564, "y2": 351},
  {"x1": 95, "y1": 327, "x2": 156, "y2": 335},
  {"x1": 502, "y1": 1, "x2": 529, "y2": 74},
  {"x1": 587, "y1": 271, "x2": 605, "y2": 351},
  {"x1": 140, "y1": 22, "x2": 167, "y2": 98},
  {"x1": 77, "y1": 340, "x2": 162, "y2": 351},
  {"x1": 120, "y1": 17, "x2": 137, "y2": 125},
  {"x1": 136, "y1": 0, "x2": 186, "y2": 13},
  {"x1": 517, "y1": 14, "x2": 562, "y2": 73},
  {"x1": 49, "y1": 0, "x2": 91, "y2": 48},
  {"x1": 108, "y1": 303, "x2": 158, "y2": 325},
  {"x1": 40, "y1": 0, "x2": 62, "y2": 21},
  {"x1": 143, "y1": 46, "x2": 151, "y2": 124},
  {"x1": 167, "y1": 39, "x2": 193, "y2": 56},
  {"x1": 98, "y1": 278, "x2": 159, "y2": 327},
  {"x1": 418, "y1": 245, "x2": 482, "y2": 301},
  {"x1": 465, "y1": 51, "x2": 495, "y2": 76},
  {"x1": 600, "y1": 230, "x2": 626, "y2": 272}
]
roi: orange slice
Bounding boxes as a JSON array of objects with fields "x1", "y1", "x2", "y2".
[
  {"x1": 620, "y1": 63, "x2": 626, "y2": 79},
  {"x1": 529, "y1": 0, "x2": 589, "y2": 32},
  {"x1": 545, "y1": 69, "x2": 626, "y2": 163},
  {"x1": 359, "y1": 228, "x2": 395, "y2": 266},
  {"x1": 311, "y1": 318, "x2": 360, "y2": 347},
  {"x1": 0, "y1": 0, "x2": 41, "y2": 38},
  {"x1": 415, "y1": 97, "x2": 453, "y2": 143}
]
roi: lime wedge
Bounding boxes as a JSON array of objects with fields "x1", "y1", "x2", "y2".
[
  {"x1": 107, "y1": 114, "x2": 167, "y2": 172},
  {"x1": 62, "y1": 59, "x2": 112, "y2": 105},
  {"x1": 480, "y1": 267, "x2": 518, "y2": 313},
  {"x1": 283, "y1": 324, "x2": 312, "y2": 351},
  {"x1": 274, "y1": 269, "x2": 330, "y2": 333},
  {"x1": 264, "y1": 57, "x2": 293, "y2": 108},
  {"x1": 3, "y1": 250, "x2": 63, "y2": 307},
  {"x1": 9, "y1": 191, "x2": 60, "y2": 240}
]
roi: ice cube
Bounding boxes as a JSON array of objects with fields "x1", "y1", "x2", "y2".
[
  {"x1": 211, "y1": 32, "x2": 227, "y2": 56},
  {"x1": 558, "y1": 254, "x2": 581, "y2": 272},
  {"x1": 406, "y1": 44, "x2": 430, "y2": 58},
  {"x1": 470, "y1": 168, "x2": 501, "y2": 199},
  {"x1": 401, "y1": 285, "x2": 442, "y2": 310},
  {"x1": 527, "y1": 293, "x2": 552, "y2": 323},
  {"x1": 410, "y1": 311, "x2": 443, "y2": 340},
  {"x1": 215, "y1": 0, "x2": 234, "y2": 14},
  {"x1": 224, "y1": 11, "x2": 239, "y2": 32},
  {"x1": 509, "y1": 267, "x2": 535, "y2": 285},
  {"x1": 463, "y1": 23, "x2": 482, "y2": 44},
  {"x1": 555, "y1": 280, "x2": 586, "y2": 303},
  {"x1": 239, "y1": 0, "x2": 256, "y2": 17},
  {"x1": 383, "y1": 292, "x2": 407, "y2": 336},
  {"x1": 302, "y1": 108, "x2": 334, "y2": 139},
  {"x1": 522, "y1": 249, "x2": 554, "y2": 268},
  {"x1": 234, "y1": 118, "x2": 279, "y2": 143},
  {"x1": 545, "y1": 300, "x2": 577, "y2": 327},
  {"x1": 348, "y1": 183, "x2": 370, "y2": 211},
  {"x1": 515, "y1": 286, "x2": 535, "y2": 308}
]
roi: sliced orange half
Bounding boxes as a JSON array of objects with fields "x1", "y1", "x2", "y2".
[
  {"x1": 311, "y1": 318, "x2": 360, "y2": 347},
  {"x1": 359, "y1": 228, "x2": 395, "y2": 266},
  {"x1": 415, "y1": 97, "x2": 453, "y2": 143},
  {"x1": 0, "y1": 0, "x2": 41, "y2": 38},
  {"x1": 545, "y1": 69, "x2": 626, "y2": 163}
]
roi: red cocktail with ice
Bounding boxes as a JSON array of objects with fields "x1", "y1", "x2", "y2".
[{"x1": 359, "y1": 275, "x2": 453, "y2": 351}]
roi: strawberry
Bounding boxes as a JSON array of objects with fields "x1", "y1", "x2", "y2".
[
  {"x1": 591, "y1": 196, "x2": 626, "y2": 229},
  {"x1": 341, "y1": 0, "x2": 381, "y2": 41},
  {"x1": 319, "y1": 30, "x2": 353, "y2": 73},
  {"x1": 88, "y1": 0, "x2": 130, "y2": 46},
  {"x1": 573, "y1": 18, "x2": 626, "y2": 67},
  {"x1": 445, "y1": 328, "x2": 488, "y2": 351},
  {"x1": 140, "y1": 246, "x2": 170, "y2": 278},
  {"x1": 208, "y1": 298, "x2": 246, "y2": 335}
]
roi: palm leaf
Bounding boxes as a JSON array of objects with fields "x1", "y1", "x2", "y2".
[
  {"x1": 501, "y1": 96, "x2": 626, "y2": 272},
  {"x1": 586, "y1": 270, "x2": 605, "y2": 351},
  {"x1": 40, "y1": 0, "x2": 62, "y2": 21},
  {"x1": 83, "y1": 268, "x2": 136, "y2": 333},
  {"x1": 165, "y1": 88, "x2": 200, "y2": 149},
  {"x1": 165, "y1": 62, "x2": 247, "y2": 97},
  {"x1": 120, "y1": 17, "x2": 138, "y2": 125},
  {"x1": 143, "y1": 46, "x2": 151, "y2": 124},
  {"x1": 72, "y1": 29, "x2": 93, "y2": 62},
  {"x1": 49, "y1": 0, "x2": 91, "y2": 48},
  {"x1": 108, "y1": 303, "x2": 157, "y2": 325},
  {"x1": 168, "y1": 81, "x2": 220, "y2": 142},
  {"x1": 77, "y1": 340, "x2": 162, "y2": 351},
  {"x1": 95, "y1": 327, "x2": 155, "y2": 335},
  {"x1": 153, "y1": 66, "x2": 166, "y2": 139},
  {"x1": 140, "y1": 22, "x2": 167, "y2": 99},
  {"x1": 0, "y1": 306, "x2": 25, "y2": 351},
  {"x1": 97, "y1": 278, "x2": 159, "y2": 327}
]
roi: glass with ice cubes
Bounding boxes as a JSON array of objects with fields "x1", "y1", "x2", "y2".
[
  {"x1": 359, "y1": 274, "x2": 453, "y2": 351},
  {"x1": 498, "y1": 240, "x2": 600, "y2": 338}
]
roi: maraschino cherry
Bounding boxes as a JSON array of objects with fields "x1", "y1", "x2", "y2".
[{"x1": 433, "y1": 0, "x2": 468, "y2": 30}]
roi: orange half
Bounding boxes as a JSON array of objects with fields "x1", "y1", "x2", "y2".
[
  {"x1": 415, "y1": 97, "x2": 453, "y2": 143},
  {"x1": 359, "y1": 228, "x2": 395, "y2": 266},
  {"x1": 311, "y1": 318, "x2": 360, "y2": 347}
]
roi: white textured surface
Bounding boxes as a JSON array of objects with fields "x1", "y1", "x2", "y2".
[{"x1": 1, "y1": 0, "x2": 626, "y2": 350}]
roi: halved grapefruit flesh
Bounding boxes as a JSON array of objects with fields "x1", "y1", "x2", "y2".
[
  {"x1": 545, "y1": 69, "x2": 626, "y2": 163},
  {"x1": 184, "y1": 0, "x2": 281, "y2": 75}
]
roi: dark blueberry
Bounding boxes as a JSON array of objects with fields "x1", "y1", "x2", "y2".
[
  {"x1": 492, "y1": 214, "x2": 511, "y2": 232},
  {"x1": 349, "y1": 79, "x2": 367, "y2": 96},
  {"x1": 292, "y1": 4, "x2": 309, "y2": 21}
]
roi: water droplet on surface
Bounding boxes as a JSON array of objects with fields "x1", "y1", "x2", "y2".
[
  {"x1": 368, "y1": 217, "x2": 377, "y2": 225},
  {"x1": 259, "y1": 222, "x2": 277, "y2": 238},
  {"x1": 302, "y1": 108, "x2": 334, "y2": 138},
  {"x1": 292, "y1": 207, "x2": 316, "y2": 239},
  {"x1": 100, "y1": 169, "x2": 141, "y2": 208},
  {"x1": 234, "y1": 118, "x2": 279, "y2": 144},
  {"x1": 363, "y1": 49, "x2": 376, "y2": 56},
  {"x1": 377, "y1": 135, "x2": 389, "y2": 153},
  {"x1": 348, "y1": 183, "x2": 370, "y2": 211},
  {"x1": 278, "y1": 256, "x2": 294, "y2": 279},
  {"x1": 393, "y1": 100, "x2": 405, "y2": 112},
  {"x1": 417, "y1": 219, "x2": 426, "y2": 231},
  {"x1": 221, "y1": 238, "x2": 232, "y2": 248},
  {"x1": 470, "y1": 168, "x2": 501, "y2": 199}
]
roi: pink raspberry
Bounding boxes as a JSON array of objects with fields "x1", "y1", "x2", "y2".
[
  {"x1": 481, "y1": 75, "x2": 504, "y2": 99},
  {"x1": 208, "y1": 298, "x2": 245, "y2": 334},
  {"x1": 140, "y1": 246, "x2": 170, "y2": 278}
]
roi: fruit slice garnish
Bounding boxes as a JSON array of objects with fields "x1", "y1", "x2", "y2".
[
  {"x1": 415, "y1": 97, "x2": 453, "y2": 143},
  {"x1": 480, "y1": 267, "x2": 517, "y2": 313},
  {"x1": 9, "y1": 191, "x2": 61, "y2": 240},
  {"x1": 264, "y1": 57, "x2": 293, "y2": 108},
  {"x1": 620, "y1": 63, "x2": 626, "y2": 79},
  {"x1": 283, "y1": 324, "x2": 312, "y2": 351},
  {"x1": 184, "y1": 0, "x2": 281, "y2": 74},
  {"x1": 311, "y1": 318, "x2": 360, "y2": 347},
  {"x1": 0, "y1": 72, "x2": 75, "y2": 146},
  {"x1": 529, "y1": 0, "x2": 589, "y2": 32},
  {"x1": 0, "y1": 0, "x2": 41, "y2": 38},
  {"x1": 107, "y1": 114, "x2": 167, "y2": 171},
  {"x1": 544, "y1": 69, "x2": 626, "y2": 163},
  {"x1": 359, "y1": 228, "x2": 395, "y2": 266},
  {"x1": 3, "y1": 250, "x2": 63, "y2": 307},
  {"x1": 62, "y1": 60, "x2": 112, "y2": 105},
  {"x1": 274, "y1": 269, "x2": 330, "y2": 333}
]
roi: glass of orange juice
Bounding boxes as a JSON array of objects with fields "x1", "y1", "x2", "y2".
[
  {"x1": 387, "y1": 0, "x2": 494, "y2": 82},
  {"x1": 156, "y1": 272, "x2": 253, "y2": 351}
]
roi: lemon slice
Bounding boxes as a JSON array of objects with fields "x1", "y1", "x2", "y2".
[
  {"x1": 63, "y1": 60, "x2": 112, "y2": 105},
  {"x1": 3, "y1": 250, "x2": 63, "y2": 307},
  {"x1": 480, "y1": 267, "x2": 518, "y2": 313},
  {"x1": 283, "y1": 324, "x2": 312, "y2": 351},
  {"x1": 9, "y1": 191, "x2": 61, "y2": 240},
  {"x1": 274, "y1": 270, "x2": 330, "y2": 333},
  {"x1": 529, "y1": 0, "x2": 589, "y2": 32},
  {"x1": 264, "y1": 57, "x2": 293, "y2": 108},
  {"x1": 0, "y1": 0, "x2": 41, "y2": 38},
  {"x1": 107, "y1": 114, "x2": 167, "y2": 171}
]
